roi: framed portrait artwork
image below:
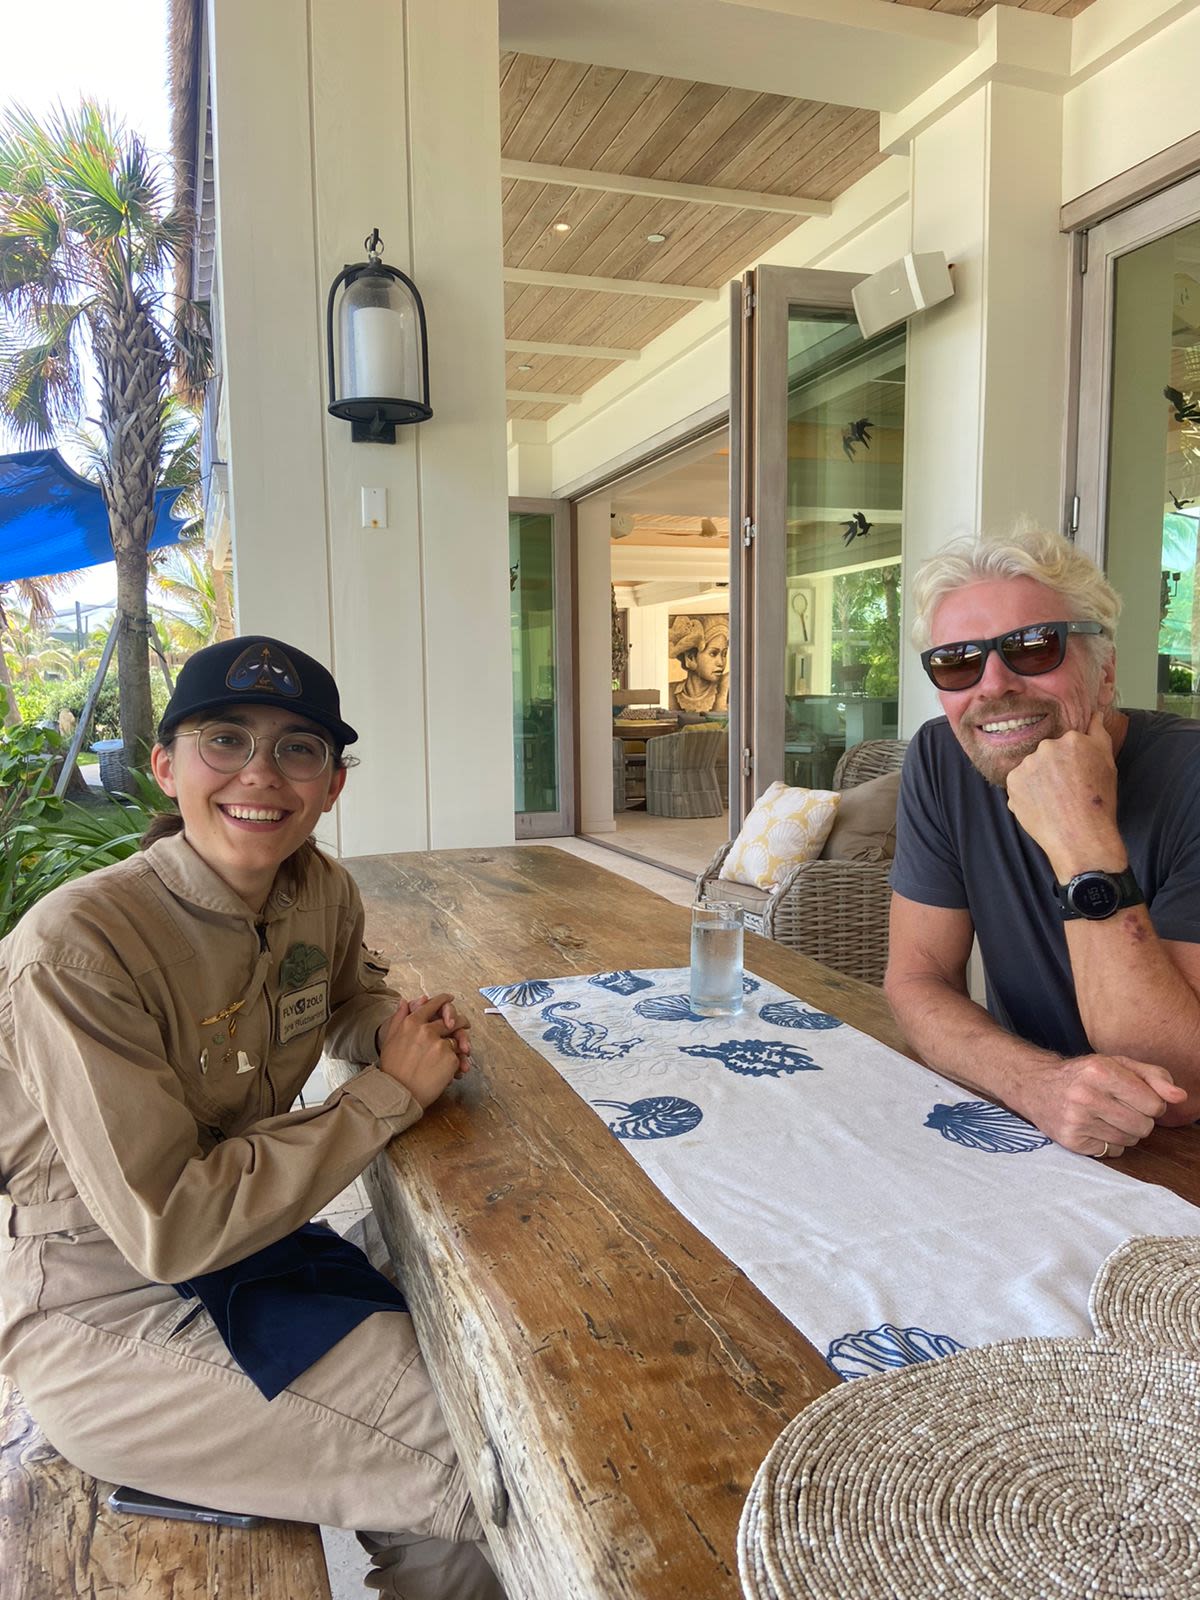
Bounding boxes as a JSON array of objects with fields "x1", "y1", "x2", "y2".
[{"x1": 667, "y1": 612, "x2": 730, "y2": 714}]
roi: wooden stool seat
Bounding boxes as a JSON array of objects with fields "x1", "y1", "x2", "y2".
[{"x1": 0, "y1": 1375, "x2": 331, "y2": 1600}]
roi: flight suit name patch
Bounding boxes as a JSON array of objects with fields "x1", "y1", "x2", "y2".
[{"x1": 277, "y1": 981, "x2": 329, "y2": 1044}]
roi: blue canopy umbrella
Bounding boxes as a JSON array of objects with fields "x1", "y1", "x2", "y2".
[{"x1": 0, "y1": 448, "x2": 188, "y2": 582}]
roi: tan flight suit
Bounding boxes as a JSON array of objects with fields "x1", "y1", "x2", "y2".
[{"x1": 0, "y1": 833, "x2": 500, "y2": 1599}]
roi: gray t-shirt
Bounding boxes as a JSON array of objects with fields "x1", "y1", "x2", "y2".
[{"x1": 889, "y1": 710, "x2": 1200, "y2": 1057}]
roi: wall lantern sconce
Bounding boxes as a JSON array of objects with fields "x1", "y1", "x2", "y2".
[{"x1": 326, "y1": 228, "x2": 431, "y2": 443}]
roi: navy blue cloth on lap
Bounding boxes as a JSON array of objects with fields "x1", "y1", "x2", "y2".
[{"x1": 173, "y1": 1222, "x2": 408, "y2": 1400}]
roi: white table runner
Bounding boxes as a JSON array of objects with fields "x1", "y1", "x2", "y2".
[{"x1": 482, "y1": 966, "x2": 1200, "y2": 1379}]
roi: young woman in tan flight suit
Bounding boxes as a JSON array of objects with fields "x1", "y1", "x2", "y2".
[{"x1": 0, "y1": 636, "x2": 503, "y2": 1600}]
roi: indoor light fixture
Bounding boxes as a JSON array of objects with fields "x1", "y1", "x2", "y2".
[
  {"x1": 326, "y1": 228, "x2": 431, "y2": 443},
  {"x1": 645, "y1": 232, "x2": 666, "y2": 244},
  {"x1": 552, "y1": 220, "x2": 571, "y2": 233}
]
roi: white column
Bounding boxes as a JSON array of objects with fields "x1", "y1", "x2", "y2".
[
  {"x1": 898, "y1": 80, "x2": 1070, "y2": 735},
  {"x1": 207, "y1": 0, "x2": 513, "y2": 856}
]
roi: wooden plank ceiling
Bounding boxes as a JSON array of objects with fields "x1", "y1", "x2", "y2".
[{"x1": 501, "y1": 0, "x2": 1097, "y2": 423}]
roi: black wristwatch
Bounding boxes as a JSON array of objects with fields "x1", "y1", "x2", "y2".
[{"x1": 1055, "y1": 867, "x2": 1144, "y2": 921}]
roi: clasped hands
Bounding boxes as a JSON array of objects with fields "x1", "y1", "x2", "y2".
[
  {"x1": 1004, "y1": 711, "x2": 1188, "y2": 1155},
  {"x1": 377, "y1": 993, "x2": 472, "y2": 1108}
]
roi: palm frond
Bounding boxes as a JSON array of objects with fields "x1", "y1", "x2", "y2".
[{"x1": 0, "y1": 299, "x2": 90, "y2": 443}]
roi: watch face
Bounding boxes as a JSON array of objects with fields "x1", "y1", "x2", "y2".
[{"x1": 1069, "y1": 874, "x2": 1121, "y2": 918}]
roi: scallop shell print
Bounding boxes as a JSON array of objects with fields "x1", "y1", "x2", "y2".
[
  {"x1": 925, "y1": 1100, "x2": 1051, "y2": 1153},
  {"x1": 634, "y1": 993, "x2": 707, "y2": 1022},
  {"x1": 589, "y1": 970, "x2": 654, "y2": 996},
  {"x1": 680, "y1": 1040, "x2": 820, "y2": 1077},
  {"x1": 480, "y1": 980, "x2": 554, "y2": 1008},
  {"x1": 592, "y1": 1096, "x2": 703, "y2": 1140},
  {"x1": 758, "y1": 1000, "x2": 842, "y2": 1031},
  {"x1": 826, "y1": 1323, "x2": 965, "y2": 1381}
]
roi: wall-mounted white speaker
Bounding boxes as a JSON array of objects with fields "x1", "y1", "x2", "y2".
[
  {"x1": 852, "y1": 252, "x2": 953, "y2": 341},
  {"x1": 610, "y1": 511, "x2": 635, "y2": 540}
]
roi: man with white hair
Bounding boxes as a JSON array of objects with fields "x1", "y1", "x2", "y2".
[{"x1": 885, "y1": 528, "x2": 1200, "y2": 1157}]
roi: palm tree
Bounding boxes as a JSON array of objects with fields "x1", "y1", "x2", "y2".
[
  {"x1": 151, "y1": 542, "x2": 221, "y2": 656},
  {"x1": 0, "y1": 572, "x2": 80, "y2": 725},
  {"x1": 0, "y1": 101, "x2": 208, "y2": 765}
]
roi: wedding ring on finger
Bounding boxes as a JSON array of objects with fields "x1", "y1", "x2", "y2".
[{"x1": 1097, "y1": 1140, "x2": 1111, "y2": 1159}]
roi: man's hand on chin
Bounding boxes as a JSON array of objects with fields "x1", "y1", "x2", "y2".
[{"x1": 1005, "y1": 711, "x2": 1122, "y2": 876}]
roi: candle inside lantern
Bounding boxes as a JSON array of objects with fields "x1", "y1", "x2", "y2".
[{"x1": 346, "y1": 304, "x2": 405, "y2": 400}]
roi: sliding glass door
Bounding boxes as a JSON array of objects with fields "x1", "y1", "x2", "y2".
[
  {"x1": 509, "y1": 498, "x2": 574, "y2": 837},
  {"x1": 1075, "y1": 171, "x2": 1200, "y2": 714},
  {"x1": 730, "y1": 266, "x2": 906, "y2": 823}
]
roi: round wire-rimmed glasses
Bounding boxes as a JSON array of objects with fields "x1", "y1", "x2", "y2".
[{"x1": 174, "y1": 723, "x2": 333, "y2": 781}]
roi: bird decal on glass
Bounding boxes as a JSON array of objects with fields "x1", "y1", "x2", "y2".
[
  {"x1": 841, "y1": 417, "x2": 873, "y2": 460},
  {"x1": 1164, "y1": 386, "x2": 1200, "y2": 424},
  {"x1": 842, "y1": 511, "x2": 873, "y2": 547},
  {"x1": 1169, "y1": 490, "x2": 1194, "y2": 512}
]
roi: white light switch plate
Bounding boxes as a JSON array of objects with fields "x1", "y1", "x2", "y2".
[{"x1": 361, "y1": 487, "x2": 388, "y2": 528}]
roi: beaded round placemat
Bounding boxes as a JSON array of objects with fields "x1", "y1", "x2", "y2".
[
  {"x1": 1090, "y1": 1235, "x2": 1200, "y2": 1357},
  {"x1": 737, "y1": 1338, "x2": 1200, "y2": 1600}
]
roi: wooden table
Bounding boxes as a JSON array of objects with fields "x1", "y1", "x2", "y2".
[{"x1": 341, "y1": 845, "x2": 1200, "y2": 1600}]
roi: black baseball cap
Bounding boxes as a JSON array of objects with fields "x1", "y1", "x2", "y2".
[{"x1": 158, "y1": 636, "x2": 358, "y2": 748}]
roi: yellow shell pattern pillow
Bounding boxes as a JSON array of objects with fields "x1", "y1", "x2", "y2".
[{"x1": 718, "y1": 781, "x2": 841, "y2": 890}]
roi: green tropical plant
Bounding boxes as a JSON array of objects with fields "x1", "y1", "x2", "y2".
[
  {"x1": 0, "y1": 570, "x2": 83, "y2": 724},
  {"x1": 152, "y1": 541, "x2": 220, "y2": 654},
  {"x1": 0, "y1": 100, "x2": 209, "y2": 768},
  {"x1": 0, "y1": 707, "x2": 172, "y2": 938},
  {"x1": 13, "y1": 671, "x2": 169, "y2": 742}
]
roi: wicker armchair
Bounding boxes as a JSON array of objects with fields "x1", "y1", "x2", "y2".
[
  {"x1": 695, "y1": 739, "x2": 908, "y2": 986},
  {"x1": 645, "y1": 726, "x2": 725, "y2": 818}
]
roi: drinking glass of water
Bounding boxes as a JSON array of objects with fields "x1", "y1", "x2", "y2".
[{"x1": 690, "y1": 901, "x2": 744, "y2": 1018}]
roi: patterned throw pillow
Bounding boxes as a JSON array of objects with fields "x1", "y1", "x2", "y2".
[{"x1": 718, "y1": 781, "x2": 841, "y2": 890}]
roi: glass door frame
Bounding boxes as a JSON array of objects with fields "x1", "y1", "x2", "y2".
[
  {"x1": 509, "y1": 496, "x2": 576, "y2": 838},
  {"x1": 1074, "y1": 169, "x2": 1200, "y2": 564},
  {"x1": 730, "y1": 264, "x2": 867, "y2": 826}
]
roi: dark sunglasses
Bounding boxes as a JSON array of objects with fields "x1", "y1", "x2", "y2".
[{"x1": 920, "y1": 620, "x2": 1110, "y2": 692}]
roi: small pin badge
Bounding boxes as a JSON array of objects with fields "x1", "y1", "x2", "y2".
[
  {"x1": 199, "y1": 1049, "x2": 209, "y2": 1075},
  {"x1": 236, "y1": 1051, "x2": 256, "y2": 1074}
]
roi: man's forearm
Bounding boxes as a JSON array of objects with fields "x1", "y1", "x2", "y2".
[
  {"x1": 885, "y1": 971, "x2": 1063, "y2": 1119},
  {"x1": 1067, "y1": 908, "x2": 1200, "y2": 1104}
]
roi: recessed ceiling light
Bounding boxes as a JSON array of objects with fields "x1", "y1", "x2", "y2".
[
  {"x1": 646, "y1": 232, "x2": 667, "y2": 244},
  {"x1": 552, "y1": 220, "x2": 571, "y2": 233},
  {"x1": 516, "y1": 363, "x2": 533, "y2": 372}
]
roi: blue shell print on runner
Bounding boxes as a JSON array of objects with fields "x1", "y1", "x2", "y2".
[
  {"x1": 539, "y1": 1001, "x2": 642, "y2": 1061},
  {"x1": 589, "y1": 970, "x2": 654, "y2": 996},
  {"x1": 742, "y1": 975, "x2": 761, "y2": 994},
  {"x1": 680, "y1": 1040, "x2": 820, "y2": 1077},
  {"x1": 592, "y1": 1096, "x2": 703, "y2": 1140},
  {"x1": 925, "y1": 1100, "x2": 1052, "y2": 1154},
  {"x1": 826, "y1": 1323, "x2": 966, "y2": 1382},
  {"x1": 634, "y1": 993, "x2": 707, "y2": 1023},
  {"x1": 480, "y1": 980, "x2": 555, "y2": 1008},
  {"x1": 758, "y1": 1001, "x2": 843, "y2": 1031}
]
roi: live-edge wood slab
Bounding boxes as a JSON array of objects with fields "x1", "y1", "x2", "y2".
[{"x1": 341, "y1": 845, "x2": 1199, "y2": 1600}]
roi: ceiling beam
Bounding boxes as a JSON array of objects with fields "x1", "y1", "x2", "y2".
[
  {"x1": 498, "y1": 0, "x2": 976, "y2": 116},
  {"x1": 507, "y1": 338, "x2": 642, "y2": 362},
  {"x1": 506, "y1": 389, "x2": 584, "y2": 405},
  {"x1": 501, "y1": 158, "x2": 831, "y2": 218},
  {"x1": 505, "y1": 267, "x2": 721, "y2": 302}
]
